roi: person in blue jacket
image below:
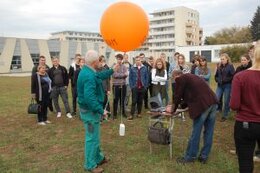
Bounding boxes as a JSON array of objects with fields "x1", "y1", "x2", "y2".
[
  {"x1": 77, "y1": 50, "x2": 119, "y2": 173},
  {"x1": 128, "y1": 55, "x2": 149, "y2": 120}
]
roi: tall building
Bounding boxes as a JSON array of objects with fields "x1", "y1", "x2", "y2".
[
  {"x1": 148, "y1": 6, "x2": 203, "y2": 57},
  {"x1": 49, "y1": 31, "x2": 103, "y2": 42}
]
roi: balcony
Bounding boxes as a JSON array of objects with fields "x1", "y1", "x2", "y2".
[
  {"x1": 186, "y1": 28, "x2": 193, "y2": 34},
  {"x1": 186, "y1": 22, "x2": 193, "y2": 27},
  {"x1": 148, "y1": 38, "x2": 174, "y2": 43},
  {"x1": 150, "y1": 23, "x2": 174, "y2": 29},
  {"x1": 150, "y1": 15, "x2": 175, "y2": 22},
  {"x1": 150, "y1": 30, "x2": 175, "y2": 36},
  {"x1": 186, "y1": 37, "x2": 193, "y2": 42},
  {"x1": 149, "y1": 46, "x2": 174, "y2": 50}
]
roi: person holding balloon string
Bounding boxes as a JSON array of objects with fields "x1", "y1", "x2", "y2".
[{"x1": 77, "y1": 50, "x2": 120, "y2": 173}]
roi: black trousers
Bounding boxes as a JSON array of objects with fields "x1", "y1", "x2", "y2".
[
  {"x1": 37, "y1": 93, "x2": 50, "y2": 122},
  {"x1": 113, "y1": 85, "x2": 126, "y2": 117},
  {"x1": 131, "y1": 87, "x2": 145, "y2": 116},
  {"x1": 234, "y1": 121, "x2": 260, "y2": 173},
  {"x1": 143, "y1": 87, "x2": 149, "y2": 108},
  {"x1": 71, "y1": 86, "x2": 77, "y2": 113}
]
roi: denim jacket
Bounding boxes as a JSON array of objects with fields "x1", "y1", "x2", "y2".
[{"x1": 129, "y1": 64, "x2": 149, "y2": 89}]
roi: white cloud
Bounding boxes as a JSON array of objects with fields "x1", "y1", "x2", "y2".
[{"x1": 0, "y1": 0, "x2": 258, "y2": 39}]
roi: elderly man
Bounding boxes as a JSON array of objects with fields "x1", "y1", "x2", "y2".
[
  {"x1": 77, "y1": 50, "x2": 118, "y2": 173},
  {"x1": 172, "y1": 70, "x2": 218, "y2": 164}
]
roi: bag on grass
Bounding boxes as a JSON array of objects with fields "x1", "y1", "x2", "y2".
[
  {"x1": 27, "y1": 99, "x2": 39, "y2": 114},
  {"x1": 148, "y1": 121, "x2": 170, "y2": 145}
]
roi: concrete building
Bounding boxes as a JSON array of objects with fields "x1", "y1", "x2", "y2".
[
  {"x1": 0, "y1": 37, "x2": 114, "y2": 74},
  {"x1": 148, "y1": 6, "x2": 203, "y2": 57},
  {"x1": 49, "y1": 31, "x2": 103, "y2": 42}
]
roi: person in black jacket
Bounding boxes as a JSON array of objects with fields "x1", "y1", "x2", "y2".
[
  {"x1": 68, "y1": 54, "x2": 81, "y2": 115},
  {"x1": 214, "y1": 53, "x2": 235, "y2": 122},
  {"x1": 32, "y1": 55, "x2": 53, "y2": 112},
  {"x1": 234, "y1": 54, "x2": 252, "y2": 75},
  {"x1": 48, "y1": 57, "x2": 72, "y2": 118},
  {"x1": 31, "y1": 65, "x2": 52, "y2": 125}
]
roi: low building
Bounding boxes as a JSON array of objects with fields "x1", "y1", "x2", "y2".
[{"x1": 0, "y1": 37, "x2": 114, "y2": 74}]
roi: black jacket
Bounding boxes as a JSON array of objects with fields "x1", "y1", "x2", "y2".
[{"x1": 48, "y1": 65, "x2": 69, "y2": 87}]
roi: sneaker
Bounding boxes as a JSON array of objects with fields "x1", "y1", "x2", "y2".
[
  {"x1": 230, "y1": 149, "x2": 236, "y2": 155},
  {"x1": 127, "y1": 116, "x2": 133, "y2": 121},
  {"x1": 198, "y1": 156, "x2": 207, "y2": 164},
  {"x1": 176, "y1": 157, "x2": 194, "y2": 164},
  {"x1": 220, "y1": 117, "x2": 227, "y2": 122},
  {"x1": 57, "y1": 112, "x2": 61, "y2": 118},
  {"x1": 90, "y1": 167, "x2": 104, "y2": 173},
  {"x1": 137, "y1": 114, "x2": 142, "y2": 118},
  {"x1": 45, "y1": 120, "x2": 51, "y2": 124},
  {"x1": 253, "y1": 156, "x2": 260, "y2": 162},
  {"x1": 66, "y1": 113, "x2": 72, "y2": 118},
  {"x1": 38, "y1": 122, "x2": 46, "y2": 126},
  {"x1": 71, "y1": 112, "x2": 76, "y2": 116}
]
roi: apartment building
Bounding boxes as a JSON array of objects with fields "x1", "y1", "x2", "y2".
[
  {"x1": 148, "y1": 6, "x2": 203, "y2": 57},
  {"x1": 49, "y1": 31, "x2": 103, "y2": 42}
]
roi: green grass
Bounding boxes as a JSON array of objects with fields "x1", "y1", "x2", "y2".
[{"x1": 0, "y1": 66, "x2": 259, "y2": 173}]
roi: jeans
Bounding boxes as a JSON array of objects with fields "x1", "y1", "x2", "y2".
[
  {"x1": 184, "y1": 104, "x2": 217, "y2": 161},
  {"x1": 51, "y1": 86, "x2": 71, "y2": 113},
  {"x1": 216, "y1": 83, "x2": 231, "y2": 118},
  {"x1": 234, "y1": 121, "x2": 260, "y2": 173},
  {"x1": 80, "y1": 111, "x2": 104, "y2": 170}
]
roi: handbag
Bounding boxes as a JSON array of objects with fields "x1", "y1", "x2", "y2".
[
  {"x1": 27, "y1": 99, "x2": 39, "y2": 114},
  {"x1": 148, "y1": 121, "x2": 171, "y2": 145}
]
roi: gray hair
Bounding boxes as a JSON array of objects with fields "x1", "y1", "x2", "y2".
[{"x1": 85, "y1": 50, "x2": 99, "y2": 65}]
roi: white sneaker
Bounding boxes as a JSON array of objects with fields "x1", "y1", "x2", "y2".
[
  {"x1": 45, "y1": 120, "x2": 51, "y2": 124},
  {"x1": 57, "y1": 112, "x2": 61, "y2": 118},
  {"x1": 38, "y1": 122, "x2": 46, "y2": 126},
  {"x1": 230, "y1": 150, "x2": 236, "y2": 155},
  {"x1": 253, "y1": 156, "x2": 260, "y2": 162},
  {"x1": 66, "y1": 113, "x2": 72, "y2": 118}
]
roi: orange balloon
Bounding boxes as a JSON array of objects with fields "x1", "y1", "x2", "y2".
[{"x1": 100, "y1": 2, "x2": 149, "y2": 52}]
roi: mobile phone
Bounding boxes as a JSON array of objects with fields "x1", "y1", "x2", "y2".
[{"x1": 242, "y1": 122, "x2": 249, "y2": 129}]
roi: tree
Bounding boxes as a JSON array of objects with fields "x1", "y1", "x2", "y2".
[
  {"x1": 220, "y1": 45, "x2": 250, "y2": 63},
  {"x1": 250, "y1": 6, "x2": 260, "y2": 41},
  {"x1": 204, "y1": 26, "x2": 252, "y2": 45}
]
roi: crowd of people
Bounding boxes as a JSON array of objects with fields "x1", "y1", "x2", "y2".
[{"x1": 30, "y1": 42, "x2": 260, "y2": 173}]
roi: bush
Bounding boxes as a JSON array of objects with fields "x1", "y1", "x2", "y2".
[{"x1": 220, "y1": 45, "x2": 250, "y2": 62}]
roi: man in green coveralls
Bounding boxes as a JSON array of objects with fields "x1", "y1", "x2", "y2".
[{"x1": 77, "y1": 50, "x2": 119, "y2": 173}]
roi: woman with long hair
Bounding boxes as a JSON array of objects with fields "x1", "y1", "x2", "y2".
[
  {"x1": 230, "y1": 44, "x2": 260, "y2": 173},
  {"x1": 214, "y1": 53, "x2": 235, "y2": 122},
  {"x1": 234, "y1": 54, "x2": 252, "y2": 75},
  {"x1": 195, "y1": 56, "x2": 211, "y2": 84},
  {"x1": 151, "y1": 58, "x2": 167, "y2": 104}
]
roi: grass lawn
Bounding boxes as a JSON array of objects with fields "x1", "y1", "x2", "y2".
[{"x1": 0, "y1": 67, "x2": 259, "y2": 173}]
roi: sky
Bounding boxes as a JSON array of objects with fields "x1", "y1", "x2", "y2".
[{"x1": 0, "y1": 0, "x2": 258, "y2": 39}]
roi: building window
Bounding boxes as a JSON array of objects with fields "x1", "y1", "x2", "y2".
[
  {"x1": 31, "y1": 53, "x2": 40, "y2": 65},
  {"x1": 10, "y1": 56, "x2": 22, "y2": 71},
  {"x1": 50, "y1": 51, "x2": 60, "y2": 58},
  {"x1": 201, "y1": 50, "x2": 212, "y2": 62}
]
